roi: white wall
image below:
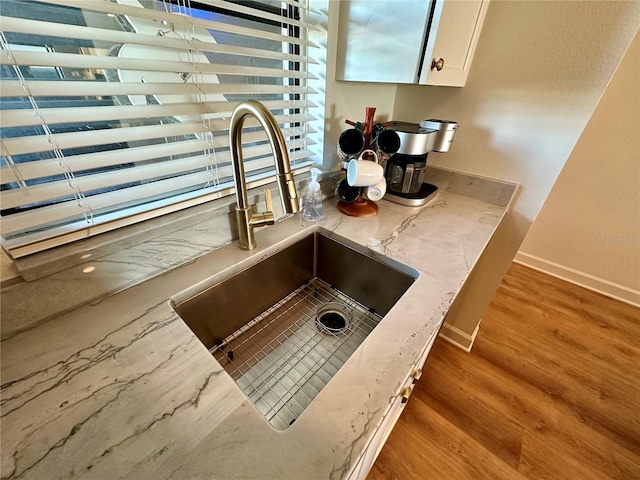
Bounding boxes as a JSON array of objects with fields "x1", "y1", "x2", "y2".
[
  {"x1": 517, "y1": 31, "x2": 640, "y2": 306},
  {"x1": 392, "y1": 1, "x2": 640, "y2": 345}
]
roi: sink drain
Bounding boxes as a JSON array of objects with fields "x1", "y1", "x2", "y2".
[{"x1": 316, "y1": 302, "x2": 351, "y2": 335}]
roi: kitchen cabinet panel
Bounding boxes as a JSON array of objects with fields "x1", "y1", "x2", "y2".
[
  {"x1": 421, "y1": 0, "x2": 490, "y2": 86},
  {"x1": 336, "y1": 0, "x2": 489, "y2": 87},
  {"x1": 349, "y1": 332, "x2": 440, "y2": 480},
  {"x1": 349, "y1": 381, "x2": 413, "y2": 480},
  {"x1": 335, "y1": 0, "x2": 435, "y2": 84}
]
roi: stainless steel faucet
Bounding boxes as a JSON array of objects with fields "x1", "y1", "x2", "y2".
[{"x1": 229, "y1": 100, "x2": 299, "y2": 250}]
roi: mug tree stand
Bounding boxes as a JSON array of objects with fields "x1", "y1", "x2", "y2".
[
  {"x1": 337, "y1": 106, "x2": 385, "y2": 218},
  {"x1": 336, "y1": 192, "x2": 379, "y2": 218}
]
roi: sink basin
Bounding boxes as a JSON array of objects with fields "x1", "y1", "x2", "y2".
[{"x1": 171, "y1": 230, "x2": 418, "y2": 430}]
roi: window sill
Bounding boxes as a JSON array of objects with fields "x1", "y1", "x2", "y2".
[{"x1": 11, "y1": 169, "x2": 337, "y2": 283}]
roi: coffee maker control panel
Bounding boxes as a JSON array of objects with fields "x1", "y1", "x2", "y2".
[
  {"x1": 388, "y1": 120, "x2": 458, "y2": 155},
  {"x1": 419, "y1": 119, "x2": 458, "y2": 153}
]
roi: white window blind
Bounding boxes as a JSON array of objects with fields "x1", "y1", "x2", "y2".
[{"x1": 0, "y1": 0, "x2": 322, "y2": 257}]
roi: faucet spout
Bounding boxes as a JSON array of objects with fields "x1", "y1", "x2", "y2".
[{"x1": 229, "y1": 100, "x2": 299, "y2": 250}]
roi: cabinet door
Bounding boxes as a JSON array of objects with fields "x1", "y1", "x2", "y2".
[
  {"x1": 420, "y1": 0, "x2": 490, "y2": 86},
  {"x1": 416, "y1": 330, "x2": 439, "y2": 374},
  {"x1": 349, "y1": 381, "x2": 414, "y2": 480},
  {"x1": 348, "y1": 333, "x2": 441, "y2": 480},
  {"x1": 335, "y1": 0, "x2": 435, "y2": 83},
  {"x1": 349, "y1": 332, "x2": 440, "y2": 479}
]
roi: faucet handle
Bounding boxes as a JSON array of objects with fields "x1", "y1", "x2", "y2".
[
  {"x1": 264, "y1": 188, "x2": 272, "y2": 213},
  {"x1": 249, "y1": 189, "x2": 275, "y2": 228}
]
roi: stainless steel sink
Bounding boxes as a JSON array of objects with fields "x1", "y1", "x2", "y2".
[{"x1": 171, "y1": 231, "x2": 418, "y2": 430}]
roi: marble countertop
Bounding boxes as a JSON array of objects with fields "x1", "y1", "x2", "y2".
[{"x1": 1, "y1": 169, "x2": 517, "y2": 480}]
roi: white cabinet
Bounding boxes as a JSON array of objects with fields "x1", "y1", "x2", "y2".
[
  {"x1": 348, "y1": 332, "x2": 440, "y2": 480},
  {"x1": 420, "y1": 0, "x2": 490, "y2": 86},
  {"x1": 336, "y1": 0, "x2": 489, "y2": 87},
  {"x1": 335, "y1": 0, "x2": 435, "y2": 84},
  {"x1": 349, "y1": 377, "x2": 413, "y2": 480}
]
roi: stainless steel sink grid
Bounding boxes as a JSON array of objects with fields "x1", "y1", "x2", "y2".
[
  {"x1": 212, "y1": 277, "x2": 381, "y2": 430},
  {"x1": 172, "y1": 231, "x2": 418, "y2": 430}
]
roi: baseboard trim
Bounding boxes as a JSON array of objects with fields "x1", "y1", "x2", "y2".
[
  {"x1": 438, "y1": 321, "x2": 481, "y2": 353},
  {"x1": 514, "y1": 252, "x2": 640, "y2": 308}
]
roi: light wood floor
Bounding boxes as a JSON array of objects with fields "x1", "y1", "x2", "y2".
[{"x1": 368, "y1": 263, "x2": 640, "y2": 480}]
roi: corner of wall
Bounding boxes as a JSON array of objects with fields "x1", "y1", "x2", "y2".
[
  {"x1": 439, "y1": 211, "x2": 524, "y2": 349},
  {"x1": 438, "y1": 321, "x2": 480, "y2": 352},
  {"x1": 516, "y1": 30, "x2": 640, "y2": 306}
]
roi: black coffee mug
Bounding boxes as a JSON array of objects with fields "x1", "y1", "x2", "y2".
[
  {"x1": 372, "y1": 129, "x2": 401, "y2": 162},
  {"x1": 335, "y1": 178, "x2": 360, "y2": 203},
  {"x1": 337, "y1": 128, "x2": 365, "y2": 161}
]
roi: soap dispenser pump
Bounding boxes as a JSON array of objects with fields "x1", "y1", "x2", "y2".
[{"x1": 301, "y1": 168, "x2": 324, "y2": 222}]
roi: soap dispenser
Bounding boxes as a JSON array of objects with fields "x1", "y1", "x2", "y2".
[{"x1": 301, "y1": 168, "x2": 324, "y2": 222}]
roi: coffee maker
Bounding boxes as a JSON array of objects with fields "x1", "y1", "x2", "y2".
[{"x1": 383, "y1": 120, "x2": 458, "y2": 206}]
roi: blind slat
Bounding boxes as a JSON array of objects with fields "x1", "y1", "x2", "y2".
[
  {"x1": 0, "y1": 16, "x2": 318, "y2": 65},
  {"x1": 1, "y1": 80, "x2": 317, "y2": 98},
  {"x1": 1, "y1": 139, "x2": 209, "y2": 182},
  {"x1": 1, "y1": 104, "x2": 206, "y2": 129},
  {"x1": 1, "y1": 50, "x2": 318, "y2": 81},
  {"x1": 36, "y1": 0, "x2": 319, "y2": 48},
  {"x1": 181, "y1": 0, "x2": 315, "y2": 31},
  {"x1": 2, "y1": 138, "x2": 313, "y2": 209},
  {"x1": 278, "y1": 0, "x2": 320, "y2": 15},
  {"x1": 0, "y1": 127, "x2": 313, "y2": 183},
  {"x1": 2, "y1": 99, "x2": 317, "y2": 128},
  {"x1": 3, "y1": 121, "x2": 210, "y2": 156},
  {"x1": 3, "y1": 114, "x2": 315, "y2": 156}
]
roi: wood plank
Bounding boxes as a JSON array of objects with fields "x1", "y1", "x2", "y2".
[
  {"x1": 422, "y1": 340, "x2": 640, "y2": 480},
  {"x1": 518, "y1": 429, "x2": 616, "y2": 480},
  {"x1": 475, "y1": 317, "x2": 640, "y2": 458},
  {"x1": 498, "y1": 263, "x2": 640, "y2": 346},
  {"x1": 491, "y1": 264, "x2": 640, "y2": 378},
  {"x1": 368, "y1": 395, "x2": 529, "y2": 480},
  {"x1": 413, "y1": 356, "x2": 525, "y2": 468},
  {"x1": 368, "y1": 263, "x2": 640, "y2": 480}
]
